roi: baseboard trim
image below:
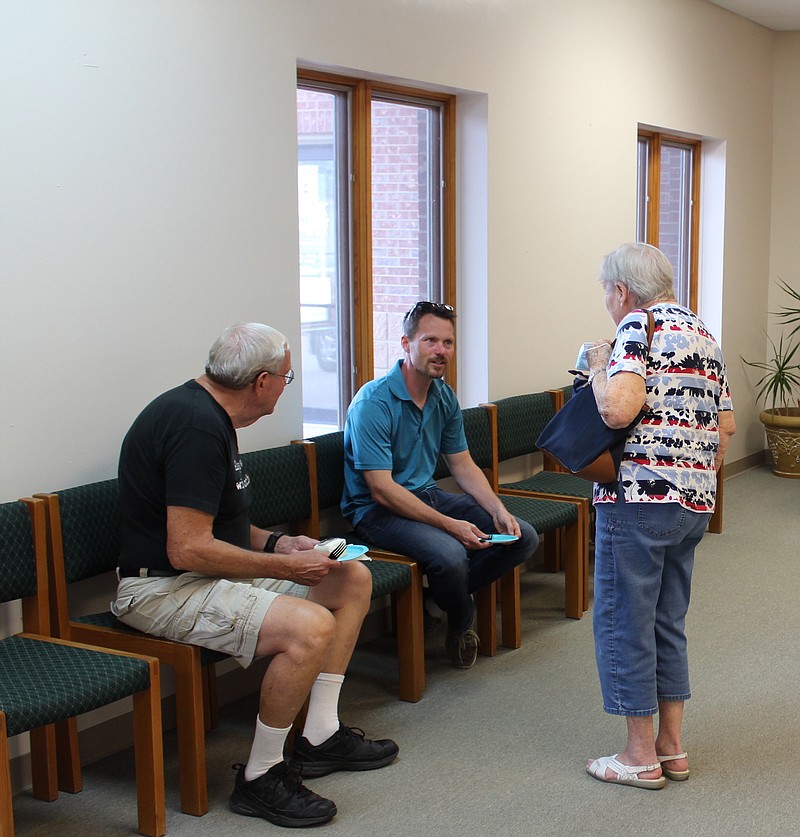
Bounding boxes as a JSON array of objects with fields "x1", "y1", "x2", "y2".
[{"x1": 725, "y1": 450, "x2": 767, "y2": 478}]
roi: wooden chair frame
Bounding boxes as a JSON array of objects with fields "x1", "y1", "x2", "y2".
[
  {"x1": 35, "y1": 491, "x2": 213, "y2": 817},
  {"x1": 481, "y1": 402, "x2": 590, "y2": 617},
  {"x1": 1, "y1": 498, "x2": 165, "y2": 837}
]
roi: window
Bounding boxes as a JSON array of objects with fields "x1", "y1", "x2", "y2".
[
  {"x1": 637, "y1": 131, "x2": 700, "y2": 310},
  {"x1": 297, "y1": 70, "x2": 455, "y2": 435}
]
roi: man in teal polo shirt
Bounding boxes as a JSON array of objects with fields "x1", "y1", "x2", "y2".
[{"x1": 342, "y1": 301, "x2": 538, "y2": 669}]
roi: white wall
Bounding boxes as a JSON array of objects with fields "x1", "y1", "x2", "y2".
[
  {"x1": 0, "y1": 0, "x2": 785, "y2": 505},
  {"x1": 767, "y1": 32, "x2": 800, "y2": 427}
]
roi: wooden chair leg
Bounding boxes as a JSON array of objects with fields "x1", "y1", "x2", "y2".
[
  {"x1": 543, "y1": 529, "x2": 561, "y2": 572},
  {"x1": 172, "y1": 652, "x2": 208, "y2": 817},
  {"x1": 499, "y1": 565, "x2": 521, "y2": 649},
  {"x1": 28, "y1": 725, "x2": 58, "y2": 802},
  {"x1": 475, "y1": 582, "x2": 497, "y2": 657},
  {"x1": 131, "y1": 666, "x2": 166, "y2": 837},
  {"x1": 708, "y1": 465, "x2": 724, "y2": 534},
  {"x1": 562, "y1": 517, "x2": 585, "y2": 620},
  {"x1": 202, "y1": 663, "x2": 219, "y2": 732},
  {"x1": 1, "y1": 714, "x2": 15, "y2": 837},
  {"x1": 393, "y1": 565, "x2": 425, "y2": 702},
  {"x1": 55, "y1": 717, "x2": 82, "y2": 793},
  {"x1": 581, "y1": 500, "x2": 592, "y2": 612}
]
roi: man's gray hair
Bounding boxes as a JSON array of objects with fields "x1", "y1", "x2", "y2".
[
  {"x1": 598, "y1": 242, "x2": 675, "y2": 306},
  {"x1": 205, "y1": 323, "x2": 289, "y2": 390}
]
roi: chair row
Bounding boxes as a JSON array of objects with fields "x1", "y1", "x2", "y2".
[{"x1": 1, "y1": 391, "x2": 595, "y2": 832}]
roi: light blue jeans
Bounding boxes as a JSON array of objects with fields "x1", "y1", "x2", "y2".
[
  {"x1": 593, "y1": 493, "x2": 710, "y2": 716},
  {"x1": 354, "y1": 488, "x2": 538, "y2": 633}
]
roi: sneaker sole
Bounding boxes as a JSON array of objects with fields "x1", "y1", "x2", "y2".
[
  {"x1": 229, "y1": 798, "x2": 337, "y2": 827},
  {"x1": 295, "y1": 750, "x2": 399, "y2": 778}
]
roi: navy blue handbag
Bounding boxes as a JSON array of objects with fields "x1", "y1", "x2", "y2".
[{"x1": 536, "y1": 310, "x2": 654, "y2": 483}]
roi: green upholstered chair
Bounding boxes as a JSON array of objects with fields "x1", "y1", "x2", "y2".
[
  {"x1": 483, "y1": 392, "x2": 594, "y2": 593},
  {"x1": 459, "y1": 405, "x2": 588, "y2": 620},
  {"x1": 301, "y1": 431, "x2": 425, "y2": 702},
  {"x1": 0, "y1": 498, "x2": 165, "y2": 837},
  {"x1": 37, "y1": 481, "x2": 227, "y2": 817}
]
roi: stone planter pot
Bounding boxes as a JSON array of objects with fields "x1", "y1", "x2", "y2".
[{"x1": 760, "y1": 407, "x2": 800, "y2": 478}]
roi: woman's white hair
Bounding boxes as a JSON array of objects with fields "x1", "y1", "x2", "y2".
[
  {"x1": 205, "y1": 323, "x2": 289, "y2": 390},
  {"x1": 598, "y1": 242, "x2": 675, "y2": 306}
]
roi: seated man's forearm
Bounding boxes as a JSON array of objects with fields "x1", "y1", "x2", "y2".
[{"x1": 365, "y1": 473, "x2": 454, "y2": 533}]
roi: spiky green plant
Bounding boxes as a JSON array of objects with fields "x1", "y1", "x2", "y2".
[
  {"x1": 773, "y1": 278, "x2": 800, "y2": 339},
  {"x1": 742, "y1": 279, "x2": 800, "y2": 414}
]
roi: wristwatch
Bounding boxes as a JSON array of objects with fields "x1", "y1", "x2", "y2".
[{"x1": 263, "y1": 531, "x2": 286, "y2": 553}]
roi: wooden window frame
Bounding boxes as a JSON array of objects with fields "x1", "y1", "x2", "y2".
[
  {"x1": 638, "y1": 130, "x2": 701, "y2": 313},
  {"x1": 298, "y1": 68, "x2": 456, "y2": 393}
]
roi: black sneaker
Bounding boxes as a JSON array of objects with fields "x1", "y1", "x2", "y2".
[
  {"x1": 445, "y1": 628, "x2": 480, "y2": 669},
  {"x1": 292, "y1": 724, "x2": 399, "y2": 778},
  {"x1": 229, "y1": 761, "x2": 336, "y2": 828}
]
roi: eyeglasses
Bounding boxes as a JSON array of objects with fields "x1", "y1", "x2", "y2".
[
  {"x1": 264, "y1": 368, "x2": 295, "y2": 385},
  {"x1": 404, "y1": 301, "x2": 455, "y2": 320}
]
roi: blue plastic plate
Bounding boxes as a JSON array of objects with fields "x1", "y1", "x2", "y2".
[
  {"x1": 482, "y1": 534, "x2": 520, "y2": 544},
  {"x1": 339, "y1": 544, "x2": 371, "y2": 561}
]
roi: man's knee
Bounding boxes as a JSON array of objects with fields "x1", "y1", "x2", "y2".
[
  {"x1": 339, "y1": 559, "x2": 372, "y2": 610},
  {"x1": 421, "y1": 540, "x2": 469, "y2": 582},
  {"x1": 260, "y1": 598, "x2": 336, "y2": 662}
]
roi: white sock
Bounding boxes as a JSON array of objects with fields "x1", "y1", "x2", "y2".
[
  {"x1": 425, "y1": 596, "x2": 444, "y2": 618},
  {"x1": 301, "y1": 673, "x2": 344, "y2": 746},
  {"x1": 244, "y1": 717, "x2": 292, "y2": 782}
]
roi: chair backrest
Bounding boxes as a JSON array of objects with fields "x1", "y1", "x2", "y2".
[
  {"x1": 492, "y1": 392, "x2": 556, "y2": 462},
  {"x1": 460, "y1": 405, "x2": 495, "y2": 472},
  {"x1": 42, "y1": 480, "x2": 121, "y2": 585},
  {"x1": 0, "y1": 498, "x2": 48, "y2": 632},
  {"x1": 241, "y1": 442, "x2": 313, "y2": 530},
  {"x1": 308, "y1": 430, "x2": 346, "y2": 512}
]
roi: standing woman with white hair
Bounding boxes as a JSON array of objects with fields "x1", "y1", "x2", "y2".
[{"x1": 584, "y1": 243, "x2": 736, "y2": 789}]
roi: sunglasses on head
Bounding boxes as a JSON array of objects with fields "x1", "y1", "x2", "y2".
[{"x1": 404, "y1": 301, "x2": 455, "y2": 320}]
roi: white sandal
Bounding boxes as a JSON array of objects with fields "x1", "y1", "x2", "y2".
[
  {"x1": 586, "y1": 754, "x2": 666, "y2": 789},
  {"x1": 657, "y1": 752, "x2": 689, "y2": 781}
]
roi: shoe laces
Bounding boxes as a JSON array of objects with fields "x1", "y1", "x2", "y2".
[
  {"x1": 452, "y1": 628, "x2": 478, "y2": 650},
  {"x1": 340, "y1": 725, "x2": 367, "y2": 741},
  {"x1": 281, "y1": 759, "x2": 305, "y2": 792}
]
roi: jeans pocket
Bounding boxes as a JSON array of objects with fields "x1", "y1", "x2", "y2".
[{"x1": 636, "y1": 503, "x2": 687, "y2": 537}]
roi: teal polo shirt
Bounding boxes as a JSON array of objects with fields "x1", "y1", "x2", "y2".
[{"x1": 341, "y1": 360, "x2": 468, "y2": 526}]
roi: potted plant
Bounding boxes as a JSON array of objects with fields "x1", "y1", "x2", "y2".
[{"x1": 742, "y1": 278, "x2": 800, "y2": 477}]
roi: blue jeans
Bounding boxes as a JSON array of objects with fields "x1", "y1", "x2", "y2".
[
  {"x1": 593, "y1": 493, "x2": 710, "y2": 716},
  {"x1": 354, "y1": 488, "x2": 538, "y2": 633}
]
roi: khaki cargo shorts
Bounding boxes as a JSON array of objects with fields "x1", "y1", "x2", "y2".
[{"x1": 111, "y1": 572, "x2": 309, "y2": 668}]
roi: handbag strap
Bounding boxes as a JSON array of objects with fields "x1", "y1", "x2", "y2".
[
  {"x1": 640, "y1": 308, "x2": 655, "y2": 349},
  {"x1": 636, "y1": 308, "x2": 656, "y2": 365}
]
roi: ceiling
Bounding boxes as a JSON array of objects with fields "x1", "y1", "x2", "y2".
[{"x1": 706, "y1": 0, "x2": 800, "y2": 30}]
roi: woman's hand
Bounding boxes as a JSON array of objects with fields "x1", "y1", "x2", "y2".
[{"x1": 585, "y1": 340, "x2": 612, "y2": 374}]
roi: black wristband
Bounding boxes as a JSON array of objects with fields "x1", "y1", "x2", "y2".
[{"x1": 264, "y1": 531, "x2": 286, "y2": 553}]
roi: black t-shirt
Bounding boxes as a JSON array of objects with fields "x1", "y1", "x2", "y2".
[{"x1": 118, "y1": 380, "x2": 251, "y2": 573}]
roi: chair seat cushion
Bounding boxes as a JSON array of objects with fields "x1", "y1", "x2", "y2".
[
  {"x1": 75, "y1": 611, "x2": 230, "y2": 667},
  {"x1": 0, "y1": 635, "x2": 151, "y2": 737},
  {"x1": 497, "y1": 495, "x2": 578, "y2": 533},
  {"x1": 364, "y1": 560, "x2": 412, "y2": 599},
  {"x1": 501, "y1": 471, "x2": 594, "y2": 500}
]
